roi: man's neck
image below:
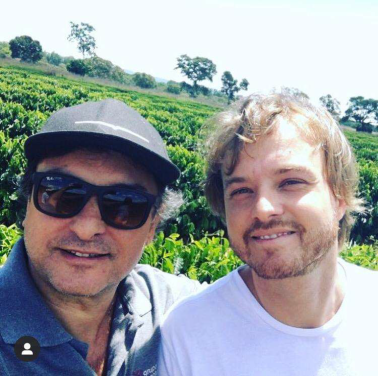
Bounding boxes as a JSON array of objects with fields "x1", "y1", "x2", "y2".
[
  {"x1": 44, "y1": 291, "x2": 116, "y2": 344},
  {"x1": 30, "y1": 272, "x2": 117, "y2": 375},
  {"x1": 239, "y1": 251, "x2": 347, "y2": 328}
]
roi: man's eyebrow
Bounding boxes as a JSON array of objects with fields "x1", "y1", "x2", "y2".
[
  {"x1": 274, "y1": 166, "x2": 315, "y2": 176},
  {"x1": 223, "y1": 167, "x2": 317, "y2": 189},
  {"x1": 223, "y1": 177, "x2": 246, "y2": 190},
  {"x1": 38, "y1": 168, "x2": 149, "y2": 191}
]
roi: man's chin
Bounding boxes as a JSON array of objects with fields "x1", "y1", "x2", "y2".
[
  {"x1": 249, "y1": 253, "x2": 326, "y2": 280},
  {"x1": 47, "y1": 278, "x2": 116, "y2": 299},
  {"x1": 251, "y1": 260, "x2": 302, "y2": 280}
]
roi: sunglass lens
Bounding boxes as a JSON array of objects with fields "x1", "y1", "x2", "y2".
[
  {"x1": 37, "y1": 176, "x2": 86, "y2": 216},
  {"x1": 102, "y1": 190, "x2": 149, "y2": 229}
]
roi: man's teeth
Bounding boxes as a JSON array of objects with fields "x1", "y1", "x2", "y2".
[
  {"x1": 255, "y1": 232, "x2": 293, "y2": 240},
  {"x1": 66, "y1": 250, "x2": 102, "y2": 258}
]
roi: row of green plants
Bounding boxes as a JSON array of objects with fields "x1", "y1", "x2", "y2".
[{"x1": 0, "y1": 65, "x2": 377, "y2": 277}]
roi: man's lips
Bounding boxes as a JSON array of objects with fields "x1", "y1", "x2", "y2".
[
  {"x1": 251, "y1": 231, "x2": 296, "y2": 241},
  {"x1": 59, "y1": 248, "x2": 110, "y2": 259}
]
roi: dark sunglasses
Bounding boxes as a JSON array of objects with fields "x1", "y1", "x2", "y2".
[{"x1": 32, "y1": 172, "x2": 157, "y2": 230}]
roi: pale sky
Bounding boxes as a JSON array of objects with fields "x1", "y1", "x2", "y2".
[{"x1": 2, "y1": 0, "x2": 377, "y2": 110}]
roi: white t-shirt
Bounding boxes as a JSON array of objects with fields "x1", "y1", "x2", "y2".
[{"x1": 159, "y1": 260, "x2": 377, "y2": 376}]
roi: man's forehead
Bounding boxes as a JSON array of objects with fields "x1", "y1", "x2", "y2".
[
  {"x1": 36, "y1": 148, "x2": 158, "y2": 190},
  {"x1": 221, "y1": 120, "x2": 324, "y2": 178}
]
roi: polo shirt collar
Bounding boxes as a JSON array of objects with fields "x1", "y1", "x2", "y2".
[{"x1": 118, "y1": 269, "x2": 153, "y2": 320}]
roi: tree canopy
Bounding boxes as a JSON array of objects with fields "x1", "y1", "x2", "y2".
[
  {"x1": 68, "y1": 22, "x2": 96, "y2": 58},
  {"x1": 319, "y1": 94, "x2": 341, "y2": 120},
  {"x1": 343, "y1": 97, "x2": 378, "y2": 133},
  {"x1": 279, "y1": 86, "x2": 309, "y2": 99},
  {"x1": 66, "y1": 59, "x2": 88, "y2": 76},
  {"x1": 176, "y1": 54, "x2": 217, "y2": 97},
  {"x1": 46, "y1": 52, "x2": 63, "y2": 66},
  {"x1": 9, "y1": 36, "x2": 43, "y2": 63},
  {"x1": 221, "y1": 71, "x2": 249, "y2": 104},
  {"x1": 132, "y1": 72, "x2": 157, "y2": 89}
]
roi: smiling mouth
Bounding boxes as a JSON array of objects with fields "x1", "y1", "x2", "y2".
[
  {"x1": 61, "y1": 249, "x2": 110, "y2": 259},
  {"x1": 252, "y1": 231, "x2": 296, "y2": 240}
]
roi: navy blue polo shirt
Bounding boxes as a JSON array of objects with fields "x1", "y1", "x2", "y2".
[{"x1": 0, "y1": 239, "x2": 201, "y2": 375}]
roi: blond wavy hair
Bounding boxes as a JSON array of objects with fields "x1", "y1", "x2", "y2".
[{"x1": 203, "y1": 93, "x2": 364, "y2": 248}]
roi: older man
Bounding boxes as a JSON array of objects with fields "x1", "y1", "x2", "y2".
[
  {"x1": 159, "y1": 93, "x2": 377, "y2": 375},
  {"x1": 0, "y1": 99, "x2": 200, "y2": 375}
]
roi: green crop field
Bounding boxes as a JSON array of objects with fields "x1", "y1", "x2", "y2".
[{"x1": 0, "y1": 65, "x2": 377, "y2": 280}]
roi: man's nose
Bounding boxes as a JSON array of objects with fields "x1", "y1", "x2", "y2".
[
  {"x1": 253, "y1": 193, "x2": 284, "y2": 223},
  {"x1": 68, "y1": 195, "x2": 106, "y2": 240}
]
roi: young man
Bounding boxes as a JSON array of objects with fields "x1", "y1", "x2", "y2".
[
  {"x1": 0, "y1": 99, "x2": 200, "y2": 375},
  {"x1": 159, "y1": 93, "x2": 377, "y2": 375}
]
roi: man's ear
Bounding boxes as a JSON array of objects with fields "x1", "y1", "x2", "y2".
[
  {"x1": 146, "y1": 214, "x2": 161, "y2": 245},
  {"x1": 336, "y1": 198, "x2": 347, "y2": 222}
]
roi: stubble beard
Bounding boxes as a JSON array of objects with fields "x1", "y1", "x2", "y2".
[
  {"x1": 25, "y1": 233, "x2": 117, "y2": 299},
  {"x1": 230, "y1": 216, "x2": 339, "y2": 280}
]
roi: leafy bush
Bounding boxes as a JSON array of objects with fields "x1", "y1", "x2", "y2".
[
  {"x1": 85, "y1": 56, "x2": 131, "y2": 84},
  {"x1": 133, "y1": 72, "x2": 157, "y2": 88},
  {"x1": 46, "y1": 52, "x2": 63, "y2": 66},
  {"x1": 0, "y1": 224, "x2": 23, "y2": 266},
  {"x1": 340, "y1": 242, "x2": 378, "y2": 270},
  {"x1": 0, "y1": 131, "x2": 27, "y2": 226},
  {"x1": 167, "y1": 81, "x2": 181, "y2": 94},
  {"x1": 66, "y1": 59, "x2": 89, "y2": 76},
  {"x1": 0, "y1": 42, "x2": 11, "y2": 58},
  {"x1": 9, "y1": 36, "x2": 43, "y2": 63},
  {"x1": 110, "y1": 66, "x2": 132, "y2": 85},
  {"x1": 351, "y1": 160, "x2": 378, "y2": 243},
  {"x1": 356, "y1": 122, "x2": 373, "y2": 133},
  {"x1": 138, "y1": 231, "x2": 242, "y2": 282}
]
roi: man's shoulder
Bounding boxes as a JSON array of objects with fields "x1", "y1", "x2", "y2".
[
  {"x1": 132, "y1": 264, "x2": 201, "y2": 291},
  {"x1": 162, "y1": 269, "x2": 237, "y2": 327},
  {"x1": 121, "y1": 264, "x2": 204, "y2": 313},
  {"x1": 340, "y1": 258, "x2": 377, "y2": 282}
]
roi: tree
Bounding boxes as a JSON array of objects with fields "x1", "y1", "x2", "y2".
[
  {"x1": 239, "y1": 79, "x2": 249, "y2": 91},
  {"x1": 319, "y1": 95, "x2": 341, "y2": 120},
  {"x1": 66, "y1": 59, "x2": 89, "y2": 76},
  {"x1": 85, "y1": 56, "x2": 130, "y2": 84},
  {"x1": 85, "y1": 56, "x2": 114, "y2": 78},
  {"x1": 280, "y1": 86, "x2": 309, "y2": 99},
  {"x1": 343, "y1": 96, "x2": 378, "y2": 133},
  {"x1": 133, "y1": 72, "x2": 157, "y2": 89},
  {"x1": 68, "y1": 22, "x2": 96, "y2": 58},
  {"x1": 221, "y1": 71, "x2": 249, "y2": 104},
  {"x1": 9, "y1": 36, "x2": 43, "y2": 63},
  {"x1": 46, "y1": 52, "x2": 63, "y2": 66},
  {"x1": 175, "y1": 54, "x2": 217, "y2": 97}
]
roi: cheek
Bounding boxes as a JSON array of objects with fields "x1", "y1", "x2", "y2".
[
  {"x1": 296, "y1": 190, "x2": 337, "y2": 221},
  {"x1": 225, "y1": 202, "x2": 247, "y2": 233}
]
